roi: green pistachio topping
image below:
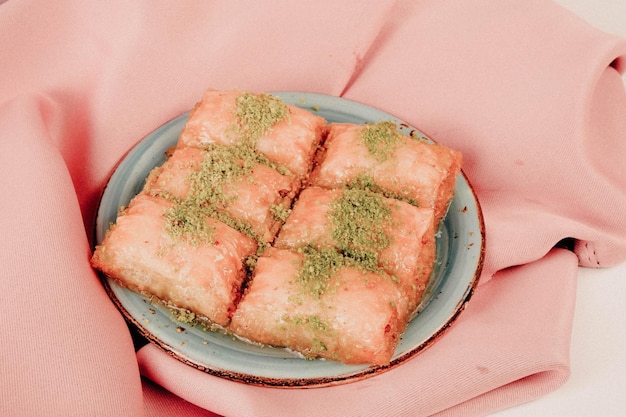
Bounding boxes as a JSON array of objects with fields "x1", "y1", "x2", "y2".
[
  {"x1": 162, "y1": 144, "x2": 250, "y2": 245},
  {"x1": 164, "y1": 201, "x2": 216, "y2": 246},
  {"x1": 289, "y1": 314, "x2": 330, "y2": 333},
  {"x1": 345, "y1": 174, "x2": 418, "y2": 207},
  {"x1": 296, "y1": 246, "x2": 344, "y2": 298},
  {"x1": 270, "y1": 203, "x2": 292, "y2": 222},
  {"x1": 294, "y1": 189, "x2": 394, "y2": 297},
  {"x1": 233, "y1": 92, "x2": 289, "y2": 142},
  {"x1": 329, "y1": 188, "x2": 392, "y2": 270},
  {"x1": 358, "y1": 120, "x2": 403, "y2": 162}
]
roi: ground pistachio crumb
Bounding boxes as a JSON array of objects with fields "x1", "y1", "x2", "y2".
[
  {"x1": 287, "y1": 314, "x2": 331, "y2": 334},
  {"x1": 329, "y1": 188, "x2": 392, "y2": 271},
  {"x1": 358, "y1": 120, "x2": 403, "y2": 162},
  {"x1": 310, "y1": 338, "x2": 328, "y2": 354},
  {"x1": 188, "y1": 143, "x2": 251, "y2": 205},
  {"x1": 164, "y1": 201, "x2": 216, "y2": 246},
  {"x1": 245, "y1": 254, "x2": 258, "y2": 271},
  {"x1": 270, "y1": 203, "x2": 292, "y2": 222},
  {"x1": 294, "y1": 190, "x2": 395, "y2": 296},
  {"x1": 161, "y1": 143, "x2": 276, "y2": 246},
  {"x1": 233, "y1": 92, "x2": 289, "y2": 143},
  {"x1": 171, "y1": 308, "x2": 196, "y2": 324},
  {"x1": 296, "y1": 246, "x2": 345, "y2": 298},
  {"x1": 346, "y1": 174, "x2": 418, "y2": 206}
]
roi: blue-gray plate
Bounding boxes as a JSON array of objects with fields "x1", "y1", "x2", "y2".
[{"x1": 95, "y1": 92, "x2": 485, "y2": 388}]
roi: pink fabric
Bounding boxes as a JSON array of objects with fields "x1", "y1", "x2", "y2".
[{"x1": 1, "y1": 1, "x2": 624, "y2": 416}]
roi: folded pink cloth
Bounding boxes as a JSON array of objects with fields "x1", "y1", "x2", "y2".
[{"x1": 1, "y1": 1, "x2": 625, "y2": 416}]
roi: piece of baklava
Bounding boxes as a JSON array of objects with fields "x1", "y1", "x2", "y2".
[
  {"x1": 309, "y1": 121, "x2": 461, "y2": 222},
  {"x1": 91, "y1": 194, "x2": 257, "y2": 327},
  {"x1": 229, "y1": 248, "x2": 406, "y2": 366}
]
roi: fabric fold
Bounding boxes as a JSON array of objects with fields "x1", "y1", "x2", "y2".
[
  {"x1": 136, "y1": 249, "x2": 578, "y2": 417},
  {"x1": 0, "y1": 95, "x2": 145, "y2": 417}
]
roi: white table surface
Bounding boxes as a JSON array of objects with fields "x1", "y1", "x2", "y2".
[{"x1": 493, "y1": 2, "x2": 626, "y2": 416}]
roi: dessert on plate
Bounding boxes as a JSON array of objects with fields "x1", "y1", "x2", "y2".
[{"x1": 91, "y1": 88, "x2": 462, "y2": 365}]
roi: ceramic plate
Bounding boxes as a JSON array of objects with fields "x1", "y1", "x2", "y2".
[{"x1": 95, "y1": 92, "x2": 485, "y2": 388}]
